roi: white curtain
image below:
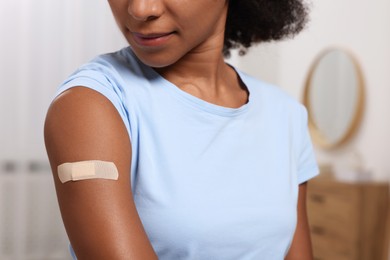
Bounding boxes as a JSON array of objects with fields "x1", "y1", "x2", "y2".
[{"x1": 0, "y1": 1, "x2": 126, "y2": 259}]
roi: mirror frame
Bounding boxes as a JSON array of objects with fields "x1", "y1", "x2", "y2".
[{"x1": 303, "y1": 47, "x2": 365, "y2": 149}]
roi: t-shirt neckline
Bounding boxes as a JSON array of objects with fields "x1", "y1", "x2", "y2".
[{"x1": 144, "y1": 62, "x2": 252, "y2": 117}]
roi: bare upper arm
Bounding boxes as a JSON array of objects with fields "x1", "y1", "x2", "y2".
[
  {"x1": 285, "y1": 182, "x2": 314, "y2": 260},
  {"x1": 44, "y1": 87, "x2": 157, "y2": 259}
]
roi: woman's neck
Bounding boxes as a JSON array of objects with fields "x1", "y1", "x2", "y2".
[{"x1": 154, "y1": 40, "x2": 248, "y2": 108}]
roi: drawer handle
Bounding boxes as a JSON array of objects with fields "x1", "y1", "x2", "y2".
[
  {"x1": 310, "y1": 194, "x2": 325, "y2": 203},
  {"x1": 311, "y1": 225, "x2": 325, "y2": 235}
]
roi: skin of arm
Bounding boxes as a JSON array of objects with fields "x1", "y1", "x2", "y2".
[
  {"x1": 44, "y1": 87, "x2": 157, "y2": 260},
  {"x1": 285, "y1": 182, "x2": 314, "y2": 260}
]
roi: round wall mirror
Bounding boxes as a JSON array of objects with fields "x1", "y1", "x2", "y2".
[{"x1": 303, "y1": 48, "x2": 365, "y2": 149}]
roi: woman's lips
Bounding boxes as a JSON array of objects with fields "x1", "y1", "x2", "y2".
[{"x1": 132, "y1": 32, "x2": 174, "y2": 47}]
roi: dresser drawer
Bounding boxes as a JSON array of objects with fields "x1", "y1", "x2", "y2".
[
  {"x1": 308, "y1": 189, "x2": 359, "y2": 222},
  {"x1": 307, "y1": 188, "x2": 360, "y2": 244},
  {"x1": 307, "y1": 179, "x2": 389, "y2": 260},
  {"x1": 311, "y1": 232, "x2": 358, "y2": 260},
  {"x1": 309, "y1": 218, "x2": 358, "y2": 255}
]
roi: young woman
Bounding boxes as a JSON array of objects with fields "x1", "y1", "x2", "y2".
[{"x1": 45, "y1": 0, "x2": 319, "y2": 259}]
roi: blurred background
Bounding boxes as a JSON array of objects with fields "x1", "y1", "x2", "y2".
[{"x1": 0, "y1": 0, "x2": 389, "y2": 259}]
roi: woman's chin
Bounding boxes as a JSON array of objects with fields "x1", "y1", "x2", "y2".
[{"x1": 130, "y1": 48, "x2": 181, "y2": 69}]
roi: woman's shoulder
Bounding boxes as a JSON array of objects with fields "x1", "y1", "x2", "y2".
[
  {"x1": 77, "y1": 47, "x2": 147, "y2": 81},
  {"x1": 56, "y1": 47, "x2": 152, "y2": 106},
  {"x1": 53, "y1": 47, "x2": 146, "y2": 134}
]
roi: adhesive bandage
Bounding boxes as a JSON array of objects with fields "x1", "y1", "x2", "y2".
[{"x1": 57, "y1": 160, "x2": 119, "y2": 183}]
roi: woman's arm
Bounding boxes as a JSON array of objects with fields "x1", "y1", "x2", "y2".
[
  {"x1": 285, "y1": 182, "x2": 314, "y2": 260},
  {"x1": 44, "y1": 87, "x2": 157, "y2": 260}
]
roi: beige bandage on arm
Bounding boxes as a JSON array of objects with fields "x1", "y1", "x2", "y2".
[{"x1": 57, "y1": 160, "x2": 119, "y2": 183}]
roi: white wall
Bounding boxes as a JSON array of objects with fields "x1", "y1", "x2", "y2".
[{"x1": 233, "y1": 0, "x2": 390, "y2": 182}]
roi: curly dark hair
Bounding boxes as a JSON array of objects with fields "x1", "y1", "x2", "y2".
[{"x1": 224, "y1": 0, "x2": 309, "y2": 56}]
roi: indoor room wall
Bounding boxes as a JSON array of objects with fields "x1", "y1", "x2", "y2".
[{"x1": 233, "y1": 0, "x2": 390, "y2": 182}]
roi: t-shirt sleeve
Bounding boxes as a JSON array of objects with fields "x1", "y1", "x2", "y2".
[
  {"x1": 54, "y1": 65, "x2": 131, "y2": 134},
  {"x1": 297, "y1": 105, "x2": 319, "y2": 184}
]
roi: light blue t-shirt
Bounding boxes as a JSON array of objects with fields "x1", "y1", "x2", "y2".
[{"x1": 59, "y1": 47, "x2": 319, "y2": 260}]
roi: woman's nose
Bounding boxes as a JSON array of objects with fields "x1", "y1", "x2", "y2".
[{"x1": 128, "y1": 0, "x2": 164, "y2": 21}]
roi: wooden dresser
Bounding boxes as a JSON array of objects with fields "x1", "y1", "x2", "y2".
[{"x1": 307, "y1": 177, "x2": 389, "y2": 260}]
